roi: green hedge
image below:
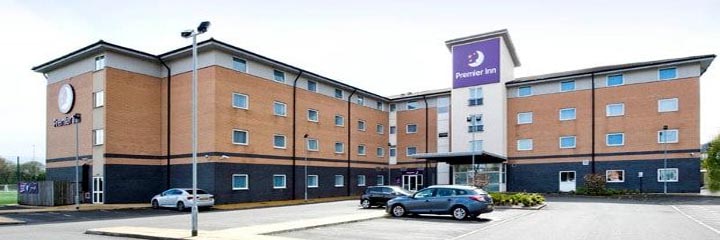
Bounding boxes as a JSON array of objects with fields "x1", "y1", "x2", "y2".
[{"x1": 489, "y1": 192, "x2": 545, "y2": 207}]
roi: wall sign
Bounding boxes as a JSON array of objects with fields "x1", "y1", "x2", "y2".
[
  {"x1": 452, "y1": 38, "x2": 500, "y2": 88},
  {"x1": 58, "y1": 83, "x2": 75, "y2": 114}
]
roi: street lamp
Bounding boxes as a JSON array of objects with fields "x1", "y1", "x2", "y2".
[
  {"x1": 662, "y1": 125, "x2": 669, "y2": 194},
  {"x1": 304, "y1": 134, "x2": 309, "y2": 201},
  {"x1": 73, "y1": 113, "x2": 81, "y2": 210},
  {"x1": 181, "y1": 20, "x2": 210, "y2": 237}
]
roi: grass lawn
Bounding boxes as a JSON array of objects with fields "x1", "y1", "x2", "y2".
[{"x1": 0, "y1": 191, "x2": 18, "y2": 205}]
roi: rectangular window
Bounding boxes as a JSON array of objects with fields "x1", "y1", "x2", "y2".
[
  {"x1": 273, "y1": 101, "x2": 287, "y2": 116},
  {"x1": 232, "y1": 174, "x2": 249, "y2": 190},
  {"x1": 406, "y1": 101, "x2": 418, "y2": 110},
  {"x1": 307, "y1": 80, "x2": 317, "y2": 92},
  {"x1": 559, "y1": 108, "x2": 576, "y2": 121},
  {"x1": 334, "y1": 175, "x2": 344, "y2": 187},
  {"x1": 358, "y1": 120, "x2": 366, "y2": 131},
  {"x1": 232, "y1": 93, "x2": 249, "y2": 109},
  {"x1": 560, "y1": 80, "x2": 575, "y2": 92},
  {"x1": 517, "y1": 112, "x2": 533, "y2": 124},
  {"x1": 357, "y1": 145, "x2": 366, "y2": 155},
  {"x1": 376, "y1": 124, "x2": 384, "y2": 134},
  {"x1": 93, "y1": 91, "x2": 104, "y2": 108},
  {"x1": 308, "y1": 175, "x2": 319, "y2": 188},
  {"x1": 659, "y1": 67, "x2": 677, "y2": 80},
  {"x1": 357, "y1": 95, "x2": 364, "y2": 105},
  {"x1": 233, "y1": 57, "x2": 247, "y2": 72},
  {"x1": 233, "y1": 129, "x2": 249, "y2": 145},
  {"x1": 390, "y1": 126, "x2": 396, "y2": 134},
  {"x1": 658, "y1": 98, "x2": 679, "y2": 112},
  {"x1": 273, "y1": 174, "x2": 286, "y2": 189},
  {"x1": 518, "y1": 86, "x2": 532, "y2": 97},
  {"x1": 559, "y1": 136, "x2": 576, "y2": 149},
  {"x1": 517, "y1": 139, "x2": 532, "y2": 151},
  {"x1": 468, "y1": 87, "x2": 483, "y2": 106},
  {"x1": 273, "y1": 70, "x2": 285, "y2": 82},
  {"x1": 470, "y1": 140, "x2": 483, "y2": 152},
  {"x1": 606, "y1": 103, "x2": 624, "y2": 117},
  {"x1": 606, "y1": 74, "x2": 624, "y2": 87},
  {"x1": 334, "y1": 142, "x2": 344, "y2": 153},
  {"x1": 307, "y1": 109, "x2": 319, "y2": 122},
  {"x1": 438, "y1": 132, "x2": 449, "y2": 138},
  {"x1": 658, "y1": 168, "x2": 679, "y2": 182},
  {"x1": 658, "y1": 129, "x2": 679, "y2": 143},
  {"x1": 334, "y1": 89, "x2": 343, "y2": 99},
  {"x1": 606, "y1": 133, "x2": 625, "y2": 146},
  {"x1": 437, "y1": 97, "x2": 449, "y2": 114},
  {"x1": 406, "y1": 147, "x2": 417, "y2": 156},
  {"x1": 334, "y1": 115, "x2": 344, "y2": 126},
  {"x1": 406, "y1": 124, "x2": 417, "y2": 134},
  {"x1": 606, "y1": 170, "x2": 625, "y2": 183},
  {"x1": 389, "y1": 147, "x2": 397, "y2": 157},
  {"x1": 273, "y1": 135, "x2": 286, "y2": 149},
  {"x1": 376, "y1": 147, "x2": 384, "y2": 157},
  {"x1": 357, "y1": 175, "x2": 366, "y2": 186},
  {"x1": 93, "y1": 129, "x2": 104, "y2": 146},
  {"x1": 376, "y1": 102, "x2": 383, "y2": 110},
  {"x1": 376, "y1": 175, "x2": 384, "y2": 186},
  {"x1": 95, "y1": 55, "x2": 106, "y2": 71},
  {"x1": 307, "y1": 138, "x2": 319, "y2": 151},
  {"x1": 390, "y1": 104, "x2": 397, "y2": 112},
  {"x1": 468, "y1": 114, "x2": 483, "y2": 132}
]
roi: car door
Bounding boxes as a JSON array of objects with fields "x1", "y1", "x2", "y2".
[
  {"x1": 158, "y1": 190, "x2": 172, "y2": 206},
  {"x1": 380, "y1": 187, "x2": 395, "y2": 203},
  {"x1": 404, "y1": 188, "x2": 435, "y2": 213},
  {"x1": 429, "y1": 188, "x2": 455, "y2": 213},
  {"x1": 167, "y1": 189, "x2": 182, "y2": 206},
  {"x1": 368, "y1": 187, "x2": 382, "y2": 204}
]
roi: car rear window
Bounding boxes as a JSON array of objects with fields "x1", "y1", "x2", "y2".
[
  {"x1": 184, "y1": 189, "x2": 209, "y2": 194},
  {"x1": 454, "y1": 189, "x2": 470, "y2": 195}
]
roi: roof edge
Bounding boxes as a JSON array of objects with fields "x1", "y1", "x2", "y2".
[
  {"x1": 32, "y1": 40, "x2": 159, "y2": 73},
  {"x1": 444, "y1": 29, "x2": 521, "y2": 67}
]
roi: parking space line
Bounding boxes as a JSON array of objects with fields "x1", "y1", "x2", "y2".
[
  {"x1": 672, "y1": 205, "x2": 720, "y2": 236},
  {"x1": 449, "y1": 211, "x2": 537, "y2": 240}
]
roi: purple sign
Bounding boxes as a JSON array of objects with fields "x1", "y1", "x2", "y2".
[
  {"x1": 19, "y1": 182, "x2": 39, "y2": 194},
  {"x1": 452, "y1": 38, "x2": 500, "y2": 88}
]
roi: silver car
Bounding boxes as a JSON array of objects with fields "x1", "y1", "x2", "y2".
[{"x1": 151, "y1": 188, "x2": 215, "y2": 211}]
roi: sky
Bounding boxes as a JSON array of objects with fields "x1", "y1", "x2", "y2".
[{"x1": 0, "y1": 0, "x2": 718, "y2": 162}]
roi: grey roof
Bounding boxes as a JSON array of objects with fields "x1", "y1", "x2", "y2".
[
  {"x1": 445, "y1": 29, "x2": 521, "y2": 67},
  {"x1": 410, "y1": 151, "x2": 507, "y2": 160},
  {"x1": 507, "y1": 54, "x2": 716, "y2": 86},
  {"x1": 388, "y1": 88, "x2": 451, "y2": 100}
]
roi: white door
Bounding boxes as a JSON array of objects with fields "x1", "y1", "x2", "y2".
[
  {"x1": 402, "y1": 175, "x2": 422, "y2": 191},
  {"x1": 92, "y1": 176, "x2": 104, "y2": 204},
  {"x1": 559, "y1": 171, "x2": 576, "y2": 192}
]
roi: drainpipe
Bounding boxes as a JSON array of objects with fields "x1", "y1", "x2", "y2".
[
  {"x1": 422, "y1": 96, "x2": 430, "y2": 186},
  {"x1": 591, "y1": 73, "x2": 596, "y2": 174},
  {"x1": 291, "y1": 70, "x2": 304, "y2": 200},
  {"x1": 347, "y1": 89, "x2": 358, "y2": 196},
  {"x1": 158, "y1": 58, "x2": 172, "y2": 189}
]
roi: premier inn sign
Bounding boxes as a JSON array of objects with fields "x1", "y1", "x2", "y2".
[{"x1": 452, "y1": 37, "x2": 500, "y2": 88}]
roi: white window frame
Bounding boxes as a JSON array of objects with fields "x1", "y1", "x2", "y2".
[
  {"x1": 606, "y1": 103, "x2": 625, "y2": 117},
  {"x1": 605, "y1": 170, "x2": 625, "y2": 183},
  {"x1": 232, "y1": 129, "x2": 249, "y2": 145},
  {"x1": 559, "y1": 136, "x2": 577, "y2": 149},
  {"x1": 358, "y1": 120, "x2": 366, "y2": 131},
  {"x1": 517, "y1": 139, "x2": 533, "y2": 151},
  {"x1": 560, "y1": 80, "x2": 575, "y2": 92},
  {"x1": 357, "y1": 95, "x2": 364, "y2": 105},
  {"x1": 376, "y1": 147, "x2": 385, "y2": 157},
  {"x1": 308, "y1": 175, "x2": 319, "y2": 188},
  {"x1": 232, "y1": 93, "x2": 249, "y2": 109},
  {"x1": 658, "y1": 67, "x2": 678, "y2": 80},
  {"x1": 334, "y1": 88, "x2": 343, "y2": 99},
  {"x1": 406, "y1": 101, "x2": 418, "y2": 110},
  {"x1": 273, "y1": 134, "x2": 286, "y2": 149},
  {"x1": 307, "y1": 109, "x2": 319, "y2": 122},
  {"x1": 273, "y1": 69, "x2": 286, "y2": 83},
  {"x1": 93, "y1": 129, "x2": 104, "y2": 146},
  {"x1": 95, "y1": 55, "x2": 106, "y2": 71},
  {"x1": 518, "y1": 86, "x2": 532, "y2": 97},
  {"x1": 657, "y1": 168, "x2": 679, "y2": 182},
  {"x1": 376, "y1": 124, "x2": 384, "y2": 134},
  {"x1": 517, "y1": 112, "x2": 533, "y2": 124},
  {"x1": 273, "y1": 101, "x2": 287, "y2": 117},
  {"x1": 357, "y1": 175, "x2": 366, "y2": 186},
  {"x1": 232, "y1": 57, "x2": 248, "y2": 73},
  {"x1": 93, "y1": 91, "x2": 104, "y2": 108},
  {"x1": 658, "y1": 129, "x2": 679, "y2": 144},
  {"x1": 357, "y1": 144, "x2": 367, "y2": 156},
  {"x1": 406, "y1": 124, "x2": 418, "y2": 134},
  {"x1": 307, "y1": 80, "x2": 317, "y2": 92},
  {"x1": 406, "y1": 147, "x2": 417, "y2": 156},
  {"x1": 559, "y1": 108, "x2": 576, "y2": 121},
  {"x1": 273, "y1": 174, "x2": 286, "y2": 189},
  {"x1": 307, "y1": 138, "x2": 319, "y2": 151},
  {"x1": 376, "y1": 175, "x2": 385, "y2": 186},
  {"x1": 232, "y1": 174, "x2": 249, "y2": 190},
  {"x1": 606, "y1": 133, "x2": 625, "y2": 146},
  {"x1": 334, "y1": 142, "x2": 344, "y2": 154},
  {"x1": 334, "y1": 175, "x2": 344, "y2": 187},
  {"x1": 658, "y1": 98, "x2": 679, "y2": 112},
  {"x1": 389, "y1": 126, "x2": 396, "y2": 134},
  {"x1": 606, "y1": 74, "x2": 624, "y2": 87},
  {"x1": 389, "y1": 147, "x2": 397, "y2": 157},
  {"x1": 376, "y1": 102, "x2": 384, "y2": 110},
  {"x1": 334, "y1": 115, "x2": 344, "y2": 127}
]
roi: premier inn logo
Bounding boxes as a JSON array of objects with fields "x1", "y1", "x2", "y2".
[{"x1": 52, "y1": 83, "x2": 80, "y2": 127}]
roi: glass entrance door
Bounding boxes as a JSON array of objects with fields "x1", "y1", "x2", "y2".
[
  {"x1": 92, "y1": 176, "x2": 104, "y2": 204},
  {"x1": 402, "y1": 174, "x2": 423, "y2": 191}
]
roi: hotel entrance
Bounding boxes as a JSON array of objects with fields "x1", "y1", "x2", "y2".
[
  {"x1": 401, "y1": 169, "x2": 424, "y2": 191},
  {"x1": 409, "y1": 151, "x2": 507, "y2": 192}
]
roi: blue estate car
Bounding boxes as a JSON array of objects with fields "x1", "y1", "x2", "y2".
[{"x1": 386, "y1": 185, "x2": 493, "y2": 220}]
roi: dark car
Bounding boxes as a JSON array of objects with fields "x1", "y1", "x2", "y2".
[
  {"x1": 360, "y1": 186, "x2": 413, "y2": 209},
  {"x1": 385, "y1": 185, "x2": 493, "y2": 220}
]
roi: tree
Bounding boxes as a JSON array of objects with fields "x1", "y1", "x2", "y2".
[
  {"x1": 706, "y1": 135, "x2": 720, "y2": 192},
  {"x1": 0, "y1": 157, "x2": 17, "y2": 184},
  {"x1": 20, "y1": 161, "x2": 45, "y2": 181}
]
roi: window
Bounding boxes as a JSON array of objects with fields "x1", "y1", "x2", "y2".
[
  {"x1": 307, "y1": 80, "x2": 317, "y2": 92},
  {"x1": 376, "y1": 102, "x2": 383, "y2": 110},
  {"x1": 560, "y1": 80, "x2": 575, "y2": 92},
  {"x1": 357, "y1": 145, "x2": 366, "y2": 155},
  {"x1": 470, "y1": 140, "x2": 483, "y2": 152},
  {"x1": 468, "y1": 114, "x2": 483, "y2": 132},
  {"x1": 93, "y1": 91, "x2": 104, "y2": 108},
  {"x1": 307, "y1": 109, "x2": 319, "y2": 122},
  {"x1": 334, "y1": 115, "x2": 344, "y2": 126},
  {"x1": 389, "y1": 126, "x2": 396, "y2": 134},
  {"x1": 518, "y1": 86, "x2": 532, "y2": 97},
  {"x1": 658, "y1": 98, "x2": 678, "y2": 112},
  {"x1": 273, "y1": 101, "x2": 287, "y2": 116},
  {"x1": 357, "y1": 175, "x2": 366, "y2": 186},
  {"x1": 559, "y1": 136, "x2": 576, "y2": 149},
  {"x1": 273, "y1": 174, "x2": 286, "y2": 189},
  {"x1": 406, "y1": 101, "x2": 418, "y2": 110},
  {"x1": 376, "y1": 124, "x2": 384, "y2": 134},
  {"x1": 334, "y1": 89, "x2": 343, "y2": 99},
  {"x1": 334, "y1": 142, "x2": 344, "y2": 153},
  {"x1": 517, "y1": 112, "x2": 533, "y2": 124},
  {"x1": 357, "y1": 95, "x2": 364, "y2": 105},
  {"x1": 306, "y1": 138, "x2": 319, "y2": 151},
  {"x1": 406, "y1": 124, "x2": 417, "y2": 134},
  {"x1": 606, "y1": 133, "x2": 624, "y2": 146},
  {"x1": 658, "y1": 129, "x2": 679, "y2": 143},
  {"x1": 273, "y1": 70, "x2": 285, "y2": 82},
  {"x1": 232, "y1": 174, "x2": 249, "y2": 190},
  {"x1": 232, "y1": 93, "x2": 249, "y2": 109},
  {"x1": 334, "y1": 175, "x2": 344, "y2": 187},
  {"x1": 376, "y1": 175, "x2": 384, "y2": 186},
  {"x1": 95, "y1": 55, "x2": 105, "y2": 71},
  {"x1": 233, "y1": 129, "x2": 249, "y2": 145},
  {"x1": 600, "y1": 170, "x2": 624, "y2": 183},
  {"x1": 376, "y1": 147, "x2": 384, "y2": 157},
  {"x1": 468, "y1": 87, "x2": 483, "y2": 106},
  {"x1": 559, "y1": 108, "x2": 576, "y2": 121},
  {"x1": 389, "y1": 147, "x2": 397, "y2": 157},
  {"x1": 358, "y1": 120, "x2": 366, "y2": 131},
  {"x1": 390, "y1": 104, "x2": 397, "y2": 112},
  {"x1": 308, "y1": 175, "x2": 319, "y2": 188},
  {"x1": 406, "y1": 147, "x2": 417, "y2": 156},
  {"x1": 606, "y1": 103, "x2": 624, "y2": 117},
  {"x1": 606, "y1": 74, "x2": 624, "y2": 86},
  {"x1": 658, "y1": 168, "x2": 679, "y2": 182},
  {"x1": 659, "y1": 67, "x2": 677, "y2": 80},
  {"x1": 438, "y1": 132, "x2": 449, "y2": 138},
  {"x1": 273, "y1": 135, "x2": 286, "y2": 149},
  {"x1": 93, "y1": 129, "x2": 104, "y2": 146},
  {"x1": 517, "y1": 139, "x2": 532, "y2": 151},
  {"x1": 233, "y1": 57, "x2": 247, "y2": 72},
  {"x1": 437, "y1": 97, "x2": 450, "y2": 114}
]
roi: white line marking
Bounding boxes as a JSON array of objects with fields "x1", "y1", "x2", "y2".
[
  {"x1": 449, "y1": 211, "x2": 537, "y2": 240},
  {"x1": 672, "y1": 205, "x2": 720, "y2": 235}
]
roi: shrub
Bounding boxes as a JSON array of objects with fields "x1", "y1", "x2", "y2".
[
  {"x1": 583, "y1": 173, "x2": 607, "y2": 195},
  {"x1": 489, "y1": 192, "x2": 545, "y2": 207}
]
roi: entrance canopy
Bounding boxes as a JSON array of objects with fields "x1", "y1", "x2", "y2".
[{"x1": 410, "y1": 151, "x2": 507, "y2": 165}]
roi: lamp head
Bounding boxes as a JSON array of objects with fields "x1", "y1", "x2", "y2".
[
  {"x1": 220, "y1": 155, "x2": 230, "y2": 160},
  {"x1": 197, "y1": 21, "x2": 211, "y2": 33},
  {"x1": 303, "y1": 134, "x2": 309, "y2": 138},
  {"x1": 663, "y1": 125, "x2": 668, "y2": 130},
  {"x1": 181, "y1": 29, "x2": 194, "y2": 38}
]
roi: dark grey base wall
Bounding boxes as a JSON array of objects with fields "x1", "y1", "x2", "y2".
[
  {"x1": 104, "y1": 165, "x2": 167, "y2": 204},
  {"x1": 46, "y1": 165, "x2": 93, "y2": 203},
  {"x1": 507, "y1": 158, "x2": 701, "y2": 193}
]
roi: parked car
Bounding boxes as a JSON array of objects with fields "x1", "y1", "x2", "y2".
[
  {"x1": 360, "y1": 186, "x2": 413, "y2": 209},
  {"x1": 386, "y1": 185, "x2": 493, "y2": 220},
  {"x1": 151, "y1": 188, "x2": 215, "y2": 211}
]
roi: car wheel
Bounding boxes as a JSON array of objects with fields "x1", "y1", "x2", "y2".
[
  {"x1": 391, "y1": 205, "x2": 406, "y2": 217},
  {"x1": 361, "y1": 199, "x2": 371, "y2": 209},
  {"x1": 151, "y1": 200, "x2": 159, "y2": 209},
  {"x1": 451, "y1": 206, "x2": 469, "y2": 220},
  {"x1": 176, "y1": 201, "x2": 185, "y2": 212}
]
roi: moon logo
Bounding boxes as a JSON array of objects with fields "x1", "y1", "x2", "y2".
[
  {"x1": 58, "y1": 84, "x2": 75, "y2": 114},
  {"x1": 467, "y1": 50, "x2": 485, "y2": 68}
]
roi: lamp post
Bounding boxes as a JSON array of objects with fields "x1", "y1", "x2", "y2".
[
  {"x1": 303, "y1": 134, "x2": 309, "y2": 201},
  {"x1": 662, "y1": 125, "x2": 668, "y2": 194},
  {"x1": 73, "y1": 113, "x2": 81, "y2": 210},
  {"x1": 181, "y1": 21, "x2": 210, "y2": 237}
]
